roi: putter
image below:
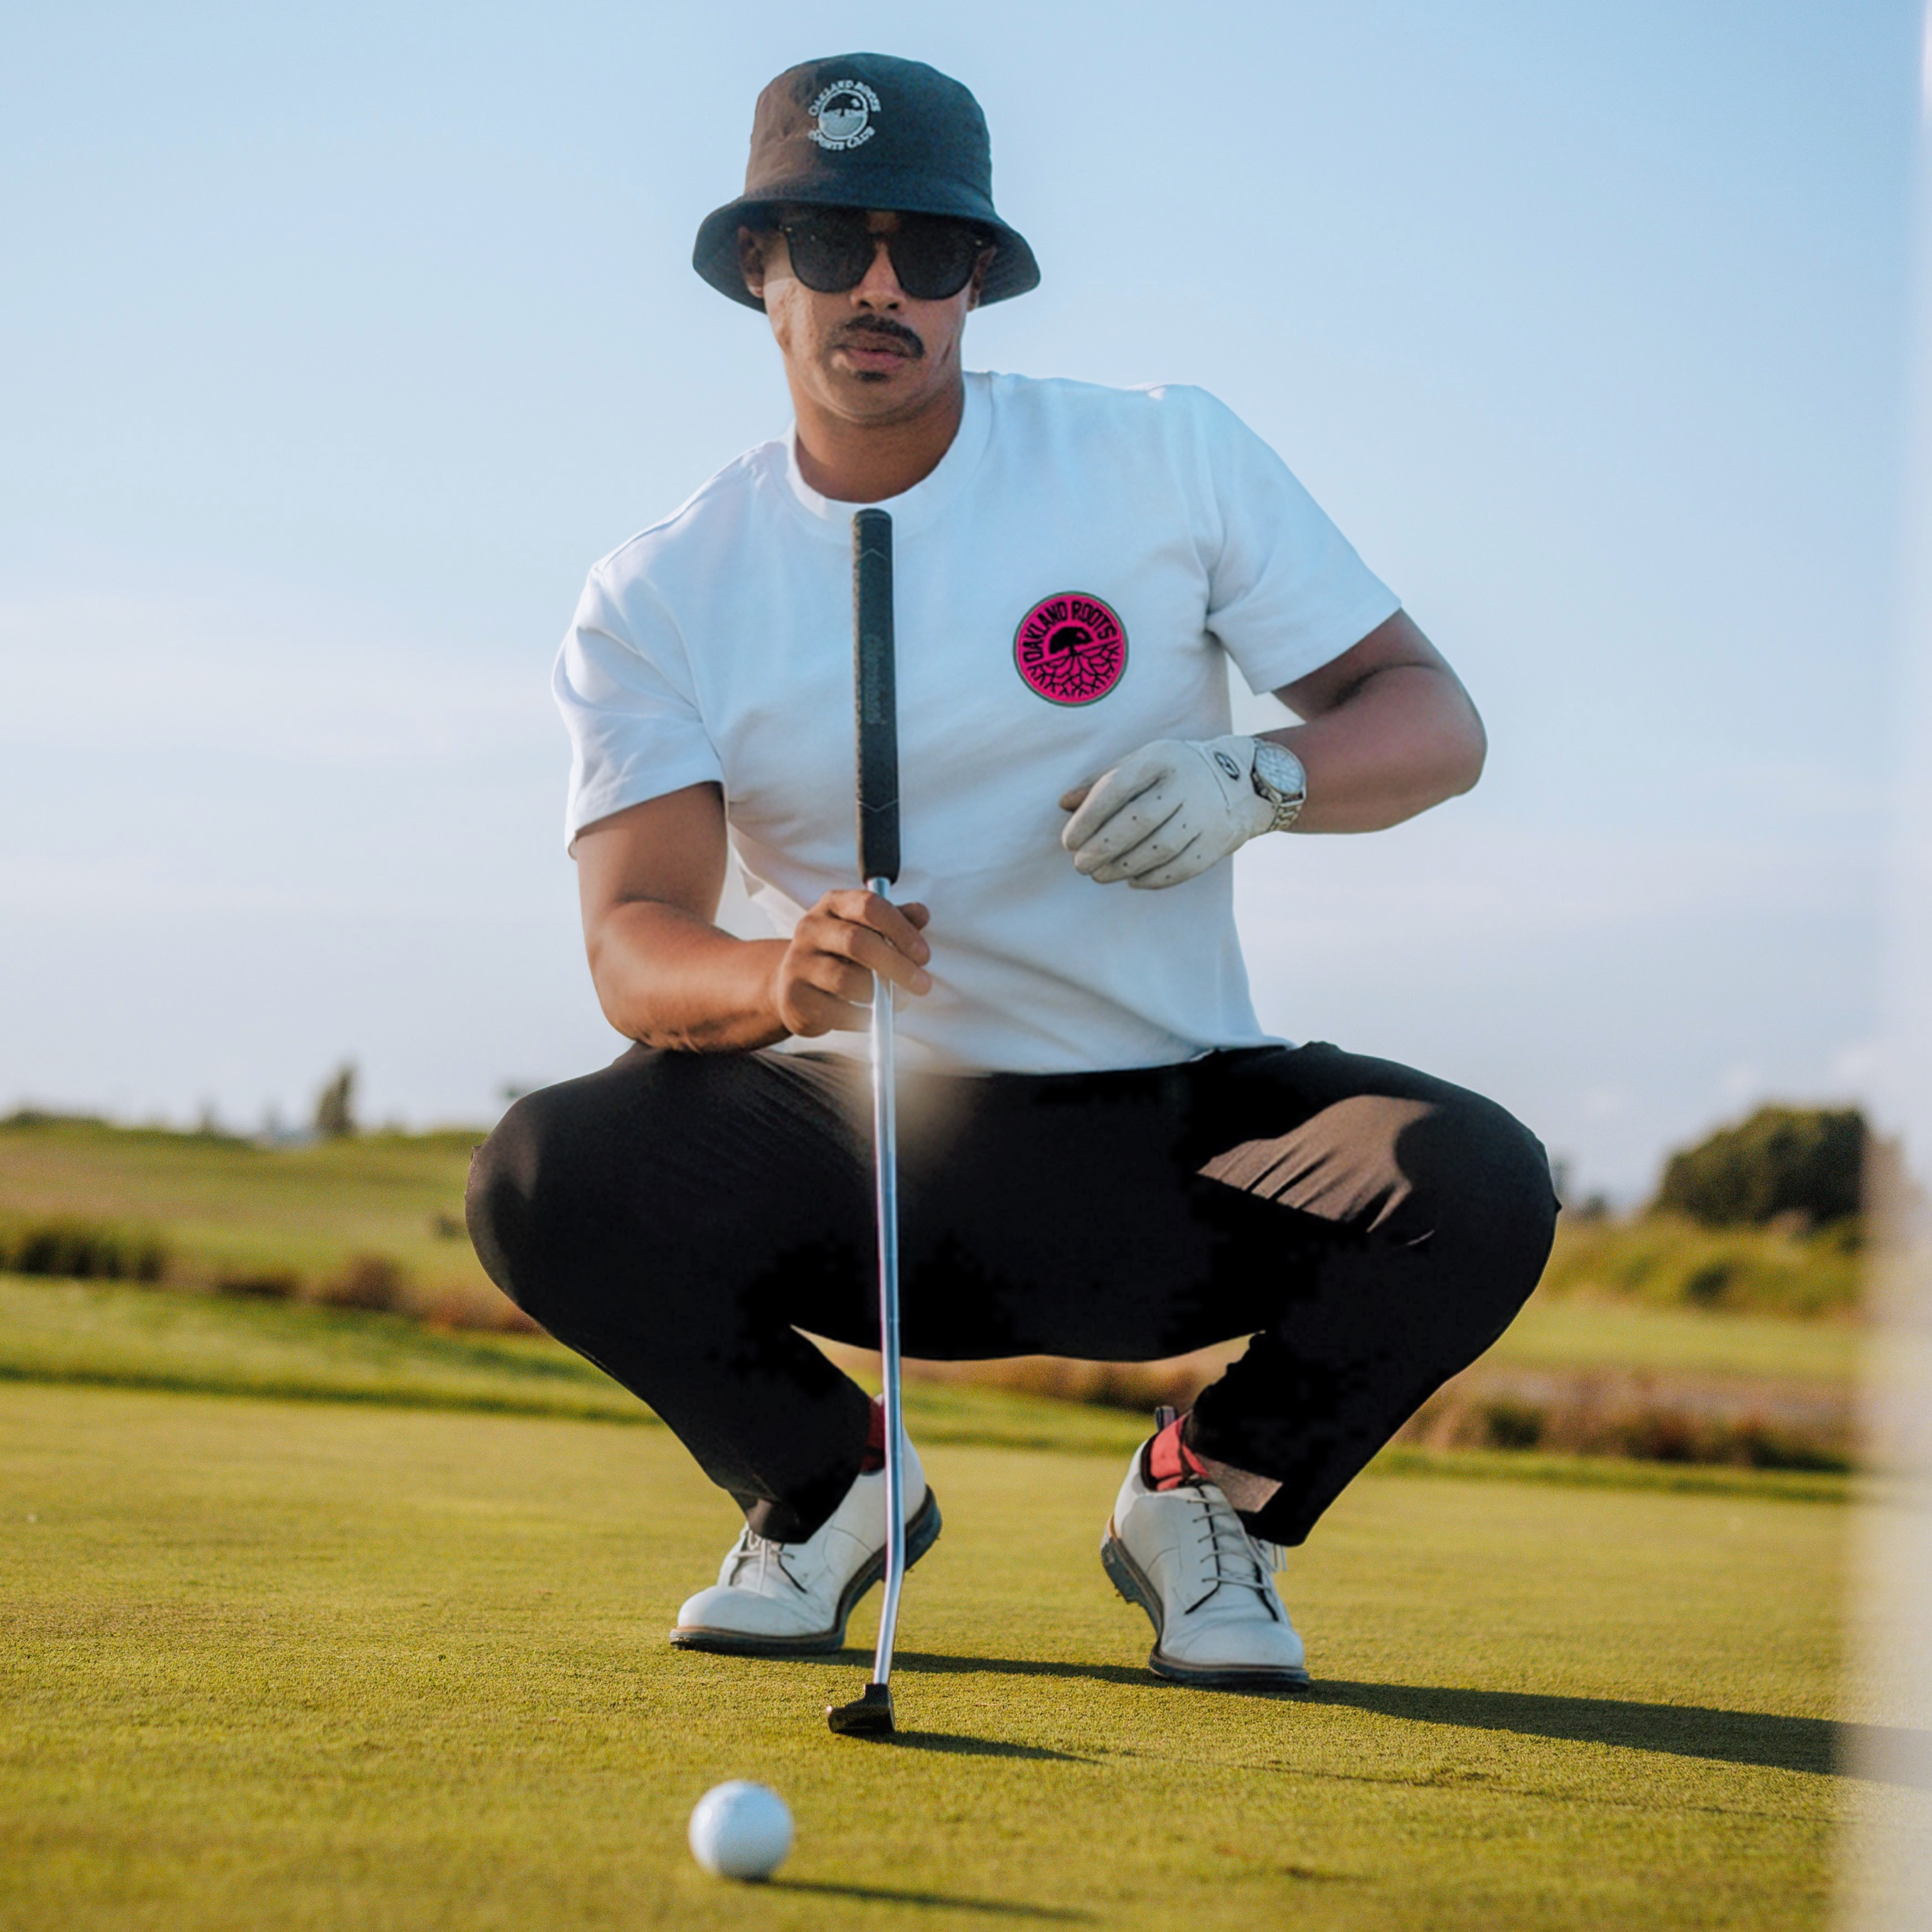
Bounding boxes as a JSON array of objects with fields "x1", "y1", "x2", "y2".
[{"x1": 828, "y1": 508, "x2": 907, "y2": 1740}]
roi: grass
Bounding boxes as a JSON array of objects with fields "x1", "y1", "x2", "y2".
[
  {"x1": 0, "y1": 1274, "x2": 1153, "y2": 1459},
  {"x1": 0, "y1": 1379, "x2": 1869, "y2": 1932},
  {"x1": 0, "y1": 1115, "x2": 1865, "y2": 1479},
  {"x1": 0, "y1": 1272, "x2": 1850, "y2": 1501},
  {"x1": 0, "y1": 1115, "x2": 1866, "y2": 1332},
  {"x1": 0, "y1": 1121, "x2": 1882, "y2": 1921},
  {"x1": 0, "y1": 1117, "x2": 493, "y2": 1314},
  {"x1": 0, "y1": 1273, "x2": 639, "y2": 1421},
  {"x1": 1541, "y1": 1215, "x2": 1861, "y2": 1320},
  {"x1": 1483, "y1": 1296, "x2": 1858, "y2": 1384}
]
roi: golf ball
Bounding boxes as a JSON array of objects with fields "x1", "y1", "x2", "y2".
[{"x1": 688, "y1": 1780, "x2": 794, "y2": 1881}]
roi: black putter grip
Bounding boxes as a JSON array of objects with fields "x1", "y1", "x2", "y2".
[{"x1": 853, "y1": 508, "x2": 900, "y2": 887}]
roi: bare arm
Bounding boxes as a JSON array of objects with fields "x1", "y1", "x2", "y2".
[
  {"x1": 575, "y1": 784, "x2": 931, "y2": 1052},
  {"x1": 1267, "y1": 609, "x2": 1486, "y2": 832}
]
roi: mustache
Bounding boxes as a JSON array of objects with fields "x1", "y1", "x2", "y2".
[{"x1": 835, "y1": 316, "x2": 925, "y2": 360}]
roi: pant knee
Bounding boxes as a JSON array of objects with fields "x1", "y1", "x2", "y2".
[
  {"x1": 464, "y1": 1084, "x2": 625, "y2": 1325},
  {"x1": 464, "y1": 1050, "x2": 821, "y2": 1331},
  {"x1": 464, "y1": 1093, "x2": 552, "y2": 1310},
  {"x1": 1402, "y1": 1091, "x2": 1559, "y2": 1299}
]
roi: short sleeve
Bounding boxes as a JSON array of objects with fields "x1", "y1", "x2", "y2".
[
  {"x1": 552, "y1": 563, "x2": 726, "y2": 851},
  {"x1": 1185, "y1": 390, "x2": 1402, "y2": 697}
]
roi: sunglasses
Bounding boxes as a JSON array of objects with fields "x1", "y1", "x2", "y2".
[{"x1": 774, "y1": 210, "x2": 991, "y2": 301}]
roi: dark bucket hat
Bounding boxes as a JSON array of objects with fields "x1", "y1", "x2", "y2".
[{"x1": 693, "y1": 54, "x2": 1040, "y2": 311}]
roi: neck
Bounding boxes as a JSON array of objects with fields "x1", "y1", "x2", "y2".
[{"x1": 790, "y1": 375, "x2": 966, "y2": 504}]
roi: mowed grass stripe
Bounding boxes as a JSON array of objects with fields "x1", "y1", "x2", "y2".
[
  {"x1": 0, "y1": 1273, "x2": 643, "y2": 1418},
  {"x1": 2, "y1": 1383, "x2": 1854, "y2": 1931}
]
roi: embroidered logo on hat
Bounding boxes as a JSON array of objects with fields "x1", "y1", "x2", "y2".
[
  {"x1": 809, "y1": 80, "x2": 880, "y2": 151},
  {"x1": 1013, "y1": 593, "x2": 1129, "y2": 705}
]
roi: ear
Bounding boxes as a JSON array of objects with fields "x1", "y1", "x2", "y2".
[{"x1": 736, "y1": 225, "x2": 770, "y2": 301}]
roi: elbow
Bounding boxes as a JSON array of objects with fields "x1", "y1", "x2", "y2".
[
  {"x1": 1450, "y1": 707, "x2": 1488, "y2": 797},
  {"x1": 581, "y1": 930, "x2": 625, "y2": 1032},
  {"x1": 583, "y1": 922, "x2": 656, "y2": 1046},
  {"x1": 588, "y1": 968, "x2": 646, "y2": 1047}
]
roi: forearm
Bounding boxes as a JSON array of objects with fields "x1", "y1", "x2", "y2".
[
  {"x1": 1271, "y1": 662, "x2": 1485, "y2": 833},
  {"x1": 587, "y1": 900, "x2": 790, "y2": 1052}
]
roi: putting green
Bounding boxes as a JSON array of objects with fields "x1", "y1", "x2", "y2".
[{"x1": 1, "y1": 1383, "x2": 1855, "y2": 1930}]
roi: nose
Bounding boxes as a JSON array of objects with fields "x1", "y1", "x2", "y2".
[{"x1": 850, "y1": 235, "x2": 906, "y2": 308}]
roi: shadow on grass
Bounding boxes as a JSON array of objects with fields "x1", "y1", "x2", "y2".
[
  {"x1": 816, "y1": 1716, "x2": 1091, "y2": 1761},
  {"x1": 886, "y1": 1730, "x2": 1094, "y2": 1762},
  {"x1": 804, "y1": 1651, "x2": 1932, "y2": 1788},
  {"x1": 877, "y1": 1651, "x2": 1155, "y2": 1691},
  {"x1": 1311, "y1": 1680, "x2": 1932, "y2": 1788},
  {"x1": 770, "y1": 1878, "x2": 1091, "y2": 1918},
  {"x1": 810, "y1": 1648, "x2": 1302, "y2": 1700}
]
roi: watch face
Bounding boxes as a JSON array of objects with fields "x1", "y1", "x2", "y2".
[{"x1": 1254, "y1": 741, "x2": 1305, "y2": 803}]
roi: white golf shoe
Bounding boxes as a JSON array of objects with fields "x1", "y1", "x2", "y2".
[
  {"x1": 1101, "y1": 1440, "x2": 1310, "y2": 1689},
  {"x1": 670, "y1": 1435, "x2": 940, "y2": 1657}
]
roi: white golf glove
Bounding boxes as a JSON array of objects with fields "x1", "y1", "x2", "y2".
[{"x1": 1060, "y1": 735, "x2": 1274, "y2": 890}]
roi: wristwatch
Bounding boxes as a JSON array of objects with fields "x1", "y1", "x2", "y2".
[{"x1": 1248, "y1": 739, "x2": 1307, "y2": 832}]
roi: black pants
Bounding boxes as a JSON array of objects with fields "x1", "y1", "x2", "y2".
[{"x1": 466, "y1": 1043, "x2": 1556, "y2": 1547}]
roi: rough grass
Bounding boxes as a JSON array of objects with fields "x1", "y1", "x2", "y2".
[
  {"x1": 1542, "y1": 1215, "x2": 1862, "y2": 1320},
  {"x1": 0, "y1": 1119, "x2": 1866, "y2": 1327},
  {"x1": 0, "y1": 1274, "x2": 1146, "y2": 1459},
  {"x1": 0, "y1": 1117, "x2": 498, "y2": 1319},
  {"x1": 818, "y1": 1298, "x2": 1860, "y2": 1475},
  {"x1": 0, "y1": 1381, "x2": 1875, "y2": 1932},
  {"x1": 1486, "y1": 1298, "x2": 1858, "y2": 1382},
  {"x1": 0, "y1": 1117, "x2": 1865, "y2": 1473},
  {"x1": 0, "y1": 1274, "x2": 1850, "y2": 1504}
]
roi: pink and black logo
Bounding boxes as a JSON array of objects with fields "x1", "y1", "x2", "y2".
[{"x1": 1013, "y1": 593, "x2": 1128, "y2": 705}]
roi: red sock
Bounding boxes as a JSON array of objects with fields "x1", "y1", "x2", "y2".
[
  {"x1": 1142, "y1": 1412, "x2": 1210, "y2": 1489},
  {"x1": 859, "y1": 1395, "x2": 887, "y2": 1474}
]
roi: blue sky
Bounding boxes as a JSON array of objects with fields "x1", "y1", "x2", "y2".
[{"x1": 1, "y1": 0, "x2": 1922, "y2": 1194}]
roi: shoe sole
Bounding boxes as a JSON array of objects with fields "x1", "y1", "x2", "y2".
[
  {"x1": 669, "y1": 1486, "x2": 943, "y2": 1657},
  {"x1": 1100, "y1": 1520, "x2": 1311, "y2": 1691}
]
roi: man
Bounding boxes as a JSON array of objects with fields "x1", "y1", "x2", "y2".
[{"x1": 468, "y1": 53, "x2": 1556, "y2": 1691}]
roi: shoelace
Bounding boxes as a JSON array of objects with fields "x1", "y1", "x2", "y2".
[
  {"x1": 724, "y1": 1529, "x2": 808, "y2": 1596},
  {"x1": 1179, "y1": 1486, "x2": 1284, "y2": 1621}
]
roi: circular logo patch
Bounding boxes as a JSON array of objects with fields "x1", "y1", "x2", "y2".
[
  {"x1": 809, "y1": 80, "x2": 880, "y2": 151},
  {"x1": 1013, "y1": 593, "x2": 1129, "y2": 705}
]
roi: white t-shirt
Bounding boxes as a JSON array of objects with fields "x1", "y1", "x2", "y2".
[{"x1": 555, "y1": 372, "x2": 1399, "y2": 1074}]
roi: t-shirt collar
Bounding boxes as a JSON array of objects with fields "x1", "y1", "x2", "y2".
[{"x1": 781, "y1": 371, "x2": 991, "y2": 541}]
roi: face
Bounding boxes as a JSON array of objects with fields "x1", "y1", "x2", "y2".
[{"x1": 737, "y1": 208, "x2": 993, "y2": 426}]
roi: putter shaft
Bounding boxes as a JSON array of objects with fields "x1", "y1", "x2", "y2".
[
  {"x1": 836, "y1": 508, "x2": 904, "y2": 1740},
  {"x1": 867, "y1": 889, "x2": 906, "y2": 1692}
]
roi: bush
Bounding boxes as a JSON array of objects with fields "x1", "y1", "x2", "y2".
[
  {"x1": 1400, "y1": 1372, "x2": 1852, "y2": 1472},
  {"x1": 314, "y1": 1253, "x2": 409, "y2": 1313},
  {"x1": 1653, "y1": 1105, "x2": 1865, "y2": 1229},
  {"x1": 1481, "y1": 1399, "x2": 1545, "y2": 1450},
  {"x1": 216, "y1": 1269, "x2": 299, "y2": 1299},
  {"x1": 1, "y1": 1218, "x2": 167, "y2": 1281},
  {"x1": 420, "y1": 1286, "x2": 544, "y2": 1334}
]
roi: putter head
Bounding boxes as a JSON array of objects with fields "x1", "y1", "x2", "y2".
[{"x1": 826, "y1": 1681, "x2": 895, "y2": 1738}]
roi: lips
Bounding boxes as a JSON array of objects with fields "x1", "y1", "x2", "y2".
[{"x1": 835, "y1": 322, "x2": 924, "y2": 364}]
